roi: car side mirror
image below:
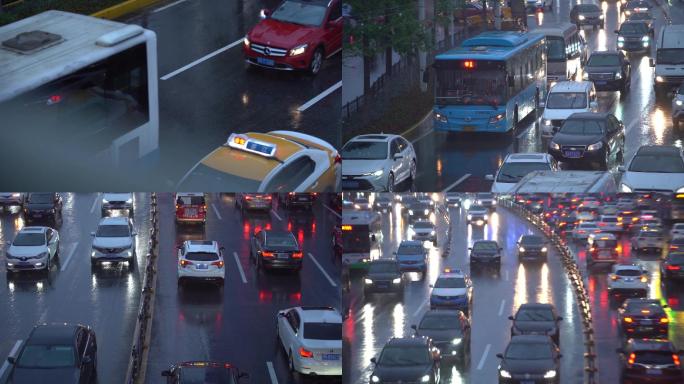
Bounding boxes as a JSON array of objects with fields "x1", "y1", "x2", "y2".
[
  {"x1": 278, "y1": 312, "x2": 286, "y2": 317},
  {"x1": 496, "y1": 353, "x2": 503, "y2": 359},
  {"x1": 539, "y1": 100, "x2": 546, "y2": 108},
  {"x1": 558, "y1": 353, "x2": 563, "y2": 358},
  {"x1": 132, "y1": 231, "x2": 137, "y2": 236},
  {"x1": 468, "y1": 247, "x2": 472, "y2": 250},
  {"x1": 371, "y1": 234, "x2": 377, "y2": 242},
  {"x1": 259, "y1": 8, "x2": 271, "y2": 18},
  {"x1": 429, "y1": 284, "x2": 434, "y2": 288},
  {"x1": 220, "y1": 246, "x2": 225, "y2": 251},
  {"x1": 90, "y1": 232, "x2": 96, "y2": 236},
  {"x1": 484, "y1": 174, "x2": 494, "y2": 181},
  {"x1": 649, "y1": 58, "x2": 655, "y2": 67},
  {"x1": 411, "y1": 324, "x2": 417, "y2": 330},
  {"x1": 625, "y1": 60, "x2": 631, "y2": 66},
  {"x1": 370, "y1": 357, "x2": 377, "y2": 364},
  {"x1": 589, "y1": 101, "x2": 598, "y2": 110},
  {"x1": 618, "y1": 165, "x2": 626, "y2": 173},
  {"x1": 508, "y1": 315, "x2": 514, "y2": 320},
  {"x1": 7, "y1": 356, "x2": 15, "y2": 365},
  {"x1": 558, "y1": 316, "x2": 563, "y2": 321}
]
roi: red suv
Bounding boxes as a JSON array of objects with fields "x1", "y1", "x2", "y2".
[{"x1": 243, "y1": 0, "x2": 342, "y2": 75}]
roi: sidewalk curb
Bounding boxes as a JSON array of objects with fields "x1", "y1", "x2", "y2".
[{"x1": 91, "y1": 0, "x2": 162, "y2": 19}]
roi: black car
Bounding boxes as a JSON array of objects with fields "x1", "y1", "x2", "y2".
[
  {"x1": 249, "y1": 230, "x2": 303, "y2": 272},
  {"x1": 7, "y1": 323, "x2": 97, "y2": 384},
  {"x1": 406, "y1": 202, "x2": 432, "y2": 222},
  {"x1": 618, "y1": 298, "x2": 669, "y2": 339},
  {"x1": 469, "y1": 240, "x2": 503, "y2": 266},
  {"x1": 548, "y1": 112, "x2": 625, "y2": 170},
  {"x1": 370, "y1": 337, "x2": 441, "y2": 384},
  {"x1": 497, "y1": 335, "x2": 561, "y2": 384},
  {"x1": 661, "y1": 252, "x2": 684, "y2": 281},
  {"x1": 278, "y1": 192, "x2": 316, "y2": 209},
  {"x1": 583, "y1": 51, "x2": 631, "y2": 92},
  {"x1": 364, "y1": 259, "x2": 404, "y2": 299},
  {"x1": 626, "y1": 11, "x2": 655, "y2": 36},
  {"x1": 623, "y1": 0, "x2": 652, "y2": 16},
  {"x1": 373, "y1": 195, "x2": 393, "y2": 211},
  {"x1": 517, "y1": 235, "x2": 549, "y2": 262},
  {"x1": 509, "y1": 303, "x2": 562, "y2": 345},
  {"x1": 617, "y1": 339, "x2": 684, "y2": 384},
  {"x1": 23, "y1": 192, "x2": 62, "y2": 224},
  {"x1": 616, "y1": 22, "x2": 651, "y2": 53},
  {"x1": 162, "y1": 361, "x2": 248, "y2": 383},
  {"x1": 412, "y1": 310, "x2": 471, "y2": 367},
  {"x1": 570, "y1": 3, "x2": 604, "y2": 29}
]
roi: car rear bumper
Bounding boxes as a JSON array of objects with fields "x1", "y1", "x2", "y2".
[
  {"x1": 296, "y1": 357, "x2": 342, "y2": 376},
  {"x1": 178, "y1": 268, "x2": 225, "y2": 281},
  {"x1": 176, "y1": 216, "x2": 206, "y2": 223},
  {"x1": 262, "y1": 258, "x2": 302, "y2": 270}
]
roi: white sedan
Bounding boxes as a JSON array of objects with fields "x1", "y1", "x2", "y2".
[
  {"x1": 607, "y1": 264, "x2": 649, "y2": 297},
  {"x1": 619, "y1": 145, "x2": 684, "y2": 193},
  {"x1": 277, "y1": 306, "x2": 342, "y2": 377},
  {"x1": 670, "y1": 223, "x2": 684, "y2": 238}
]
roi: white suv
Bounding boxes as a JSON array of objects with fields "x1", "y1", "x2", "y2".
[
  {"x1": 90, "y1": 216, "x2": 137, "y2": 269},
  {"x1": 341, "y1": 134, "x2": 417, "y2": 192},
  {"x1": 607, "y1": 264, "x2": 649, "y2": 297},
  {"x1": 486, "y1": 153, "x2": 558, "y2": 193},
  {"x1": 541, "y1": 81, "x2": 598, "y2": 137},
  {"x1": 277, "y1": 306, "x2": 342, "y2": 377},
  {"x1": 177, "y1": 240, "x2": 225, "y2": 286},
  {"x1": 6, "y1": 227, "x2": 59, "y2": 273},
  {"x1": 101, "y1": 193, "x2": 134, "y2": 217}
]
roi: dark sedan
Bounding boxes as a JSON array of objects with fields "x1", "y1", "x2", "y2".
[
  {"x1": 570, "y1": 3, "x2": 604, "y2": 29},
  {"x1": 406, "y1": 202, "x2": 432, "y2": 222},
  {"x1": 661, "y1": 252, "x2": 684, "y2": 281},
  {"x1": 516, "y1": 235, "x2": 549, "y2": 262},
  {"x1": 7, "y1": 323, "x2": 97, "y2": 384},
  {"x1": 249, "y1": 230, "x2": 303, "y2": 271},
  {"x1": 618, "y1": 339, "x2": 684, "y2": 384},
  {"x1": 616, "y1": 22, "x2": 651, "y2": 53},
  {"x1": 370, "y1": 337, "x2": 441, "y2": 384},
  {"x1": 509, "y1": 303, "x2": 562, "y2": 345},
  {"x1": 548, "y1": 112, "x2": 625, "y2": 170},
  {"x1": 582, "y1": 51, "x2": 631, "y2": 92},
  {"x1": 497, "y1": 335, "x2": 561, "y2": 384},
  {"x1": 469, "y1": 240, "x2": 503, "y2": 266},
  {"x1": 363, "y1": 259, "x2": 404, "y2": 299},
  {"x1": 23, "y1": 192, "x2": 62, "y2": 224},
  {"x1": 618, "y1": 298, "x2": 669, "y2": 339},
  {"x1": 412, "y1": 310, "x2": 471, "y2": 367},
  {"x1": 626, "y1": 11, "x2": 655, "y2": 36},
  {"x1": 162, "y1": 361, "x2": 248, "y2": 383}
]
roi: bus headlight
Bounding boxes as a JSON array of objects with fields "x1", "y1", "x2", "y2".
[
  {"x1": 434, "y1": 112, "x2": 448, "y2": 123},
  {"x1": 587, "y1": 141, "x2": 603, "y2": 151},
  {"x1": 550, "y1": 142, "x2": 560, "y2": 150},
  {"x1": 489, "y1": 114, "x2": 505, "y2": 124}
]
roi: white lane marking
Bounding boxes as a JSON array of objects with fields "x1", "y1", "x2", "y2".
[
  {"x1": 90, "y1": 193, "x2": 100, "y2": 214},
  {"x1": 441, "y1": 174, "x2": 471, "y2": 193},
  {"x1": 307, "y1": 253, "x2": 337, "y2": 287},
  {"x1": 271, "y1": 209, "x2": 283, "y2": 221},
  {"x1": 412, "y1": 301, "x2": 427, "y2": 318},
  {"x1": 211, "y1": 203, "x2": 223, "y2": 220},
  {"x1": 296, "y1": 81, "x2": 342, "y2": 112},
  {"x1": 232, "y1": 252, "x2": 247, "y2": 284},
  {"x1": 410, "y1": 128, "x2": 434, "y2": 144},
  {"x1": 153, "y1": 0, "x2": 188, "y2": 13},
  {"x1": 477, "y1": 343, "x2": 491, "y2": 370},
  {"x1": 161, "y1": 38, "x2": 244, "y2": 80},
  {"x1": 323, "y1": 204, "x2": 341, "y2": 219},
  {"x1": 498, "y1": 299, "x2": 506, "y2": 317},
  {"x1": 60, "y1": 242, "x2": 79, "y2": 272},
  {"x1": 504, "y1": 269, "x2": 509, "y2": 281},
  {"x1": 0, "y1": 340, "x2": 22, "y2": 379},
  {"x1": 266, "y1": 361, "x2": 278, "y2": 384}
]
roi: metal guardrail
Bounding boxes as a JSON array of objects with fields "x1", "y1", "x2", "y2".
[
  {"x1": 500, "y1": 197, "x2": 598, "y2": 384},
  {"x1": 125, "y1": 193, "x2": 159, "y2": 384}
]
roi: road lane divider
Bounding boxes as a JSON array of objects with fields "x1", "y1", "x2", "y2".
[
  {"x1": 266, "y1": 361, "x2": 279, "y2": 384},
  {"x1": 296, "y1": 81, "x2": 342, "y2": 112},
  {"x1": 60, "y1": 242, "x2": 79, "y2": 272},
  {"x1": 323, "y1": 204, "x2": 341, "y2": 219},
  {"x1": 152, "y1": 0, "x2": 188, "y2": 13},
  {"x1": 211, "y1": 203, "x2": 223, "y2": 220},
  {"x1": 90, "y1": 193, "x2": 100, "y2": 214},
  {"x1": 270, "y1": 209, "x2": 283, "y2": 221},
  {"x1": 441, "y1": 174, "x2": 471, "y2": 193},
  {"x1": 307, "y1": 253, "x2": 337, "y2": 287},
  {"x1": 498, "y1": 299, "x2": 506, "y2": 317},
  {"x1": 232, "y1": 252, "x2": 248, "y2": 284},
  {"x1": 476, "y1": 343, "x2": 491, "y2": 370},
  {"x1": 0, "y1": 340, "x2": 22, "y2": 380},
  {"x1": 161, "y1": 39, "x2": 244, "y2": 80}
]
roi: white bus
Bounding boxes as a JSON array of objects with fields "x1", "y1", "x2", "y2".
[
  {"x1": 533, "y1": 23, "x2": 586, "y2": 84},
  {"x1": 0, "y1": 11, "x2": 158, "y2": 185},
  {"x1": 341, "y1": 209, "x2": 383, "y2": 272}
]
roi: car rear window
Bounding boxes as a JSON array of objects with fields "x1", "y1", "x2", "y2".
[
  {"x1": 186, "y1": 252, "x2": 219, "y2": 261},
  {"x1": 635, "y1": 351, "x2": 675, "y2": 365},
  {"x1": 265, "y1": 233, "x2": 297, "y2": 247},
  {"x1": 303, "y1": 323, "x2": 341, "y2": 340},
  {"x1": 617, "y1": 269, "x2": 642, "y2": 276},
  {"x1": 17, "y1": 345, "x2": 75, "y2": 368}
]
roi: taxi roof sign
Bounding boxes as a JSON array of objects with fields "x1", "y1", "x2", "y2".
[
  {"x1": 226, "y1": 133, "x2": 277, "y2": 158},
  {"x1": 341, "y1": 225, "x2": 352, "y2": 231}
]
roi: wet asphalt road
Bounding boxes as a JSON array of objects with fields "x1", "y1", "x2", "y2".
[
  {"x1": 144, "y1": 193, "x2": 342, "y2": 384},
  {"x1": 0, "y1": 193, "x2": 152, "y2": 384},
  {"x1": 343, "y1": 196, "x2": 585, "y2": 384},
  {"x1": 125, "y1": 0, "x2": 342, "y2": 188},
  {"x1": 401, "y1": 0, "x2": 684, "y2": 192}
]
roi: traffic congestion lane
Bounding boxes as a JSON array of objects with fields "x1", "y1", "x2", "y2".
[
  {"x1": 406, "y1": 0, "x2": 680, "y2": 192},
  {"x1": 145, "y1": 193, "x2": 341, "y2": 384},
  {"x1": 343, "y1": 197, "x2": 585, "y2": 384},
  {"x1": 0, "y1": 193, "x2": 151, "y2": 384},
  {"x1": 125, "y1": 0, "x2": 342, "y2": 187}
]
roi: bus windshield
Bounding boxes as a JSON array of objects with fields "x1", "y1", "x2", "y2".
[
  {"x1": 546, "y1": 37, "x2": 566, "y2": 62},
  {"x1": 435, "y1": 66, "x2": 507, "y2": 106}
]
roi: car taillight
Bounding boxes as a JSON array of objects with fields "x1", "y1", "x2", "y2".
[
  {"x1": 180, "y1": 259, "x2": 193, "y2": 267},
  {"x1": 594, "y1": 229, "x2": 601, "y2": 233},
  {"x1": 674, "y1": 354, "x2": 680, "y2": 367},
  {"x1": 628, "y1": 353, "x2": 636, "y2": 365},
  {"x1": 660, "y1": 317, "x2": 669, "y2": 324},
  {"x1": 666, "y1": 265, "x2": 681, "y2": 271},
  {"x1": 292, "y1": 251, "x2": 303, "y2": 259},
  {"x1": 670, "y1": 245, "x2": 678, "y2": 250},
  {"x1": 598, "y1": 222, "x2": 606, "y2": 226},
  {"x1": 578, "y1": 230, "x2": 586, "y2": 234},
  {"x1": 611, "y1": 275, "x2": 619, "y2": 280},
  {"x1": 624, "y1": 317, "x2": 633, "y2": 323},
  {"x1": 590, "y1": 247, "x2": 596, "y2": 252},
  {"x1": 299, "y1": 347, "x2": 313, "y2": 358},
  {"x1": 212, "y1": 260, "x2": 224, "y2": 268},
  {"x1": 245, "y1": 195, "x2": 253, "y2": 200},
  {"x1": 265, "y1": 195, "x2": 272, "y2": 200},
  {"x1": 262, "y1": 251, "x2": 275, "y2": 258}
]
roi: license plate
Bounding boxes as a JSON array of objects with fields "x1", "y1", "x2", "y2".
[
  {"x1": 595, "y1": 80, "x2": 607, "y2": 85},
  {"x1": 521, "y1": 381, "x2": 534, "y2": 384},
  {"x1": 599, "y1": 251, "x2": 610, "y2": 257},
  {"x1": 196, "y1": 264, "x2": 208, "y2": 270},
  {"x1": 277, "y1": 253, "x2": 289, "y2": 259},
  {"x1": 625, "y1": 278, "x2": 634, "y2": 282},
  {"x1": 564, "y1": 150, "x2": 581, "y2": 158},
  {"x1": 186, "y1": 208, "x2": 197, "y2": 216},
  {"x1": 322, "y1": 354, "x2": 340, "y2": 361},
  {"x1": 33, "y1": 213, "x2": 43, "y2": 217},
  {"x1": 342, "y1": 180, "x2": 360, "y2": 189},
  {"x1": 647, "y1": 369, "x2": 662, "y2": 375},
  {"x1": 376, "y1": 283, "x2": 388, "y2": 289},
  {"x1": 257, "y1": 57, "x2": 275, "y2": 66},
  {"x1": 641, "y1": 326, "x2": 653, "y2": 331},
  {"x1": 297, "y1": 197, "x2": 308, "y2": 201},
  {"x1": 463, "y1": 125, "x2": 476, "y2": 131}
]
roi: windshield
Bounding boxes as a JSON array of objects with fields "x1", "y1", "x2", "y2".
[
  {"x1": 516, "y1": 308, "x2": 554, "y2": 321},
  {"x1": 179, "y1": 367, "x2": 237, "y2": 384},
  {"x1": 369, "y1": 262, "x2": 399, "y2": 274},
  {"x1": 577, "y1": 4, "x2": 600, "y2": 12},
  {"x1": 559, "y1": 119, "x2": 604, "y2": 135},
  {"x1": 186, "y1": 252, "x2": 219, "y2": 261},
  {"x1": 435, "y1": 66, "x2": 507, "y2": 106},
  {"x1": 620, "y1": 23, "x2": 648, "y2": 34},
  {"x1": 13, "y1": 232, "x2": 45, "y2": 246},
  {"x1": 178, "y1": 164, "x2": 261, "y2": 191},
  {"x1": 546, "y1": 37, "x2": 566, "y2": 62},
  {"x1": 505, "y1": 342, "x2": 553, "y2": 360},
  {"x1": 434, "y1": 277, "x2": 466, "y2": 288},
  {"x1": 628, "y1": 12, "x2": 652, "y2": 21},
  {"x1": 17, "y1": 345, "x2": 75, "y2": 368},
  {"x1": 521, "y1": 236, "x2": 543, "y2": 245},
  {"x1": 473, "y1": 241, "x2": 499, "y2": 251},
  {"x1": 656, "y1": 49, "x2": 684, "y2": 65},
  {"x1": 96, "y1": 224, "x2": 130, "y2": 237},
  {"x1": 398, "y1": 245, "x2": 424, "y2": 255},
  {"x1": 546, "y1": 92, "x2": 587, "y2": 109},
  {"x1": 270, "y1": 0, "x2": 328, "y2": 27},
  {"x1": 265, "y1": 233, "x2": 297, "y2": 247},
  {"x1": 413, "y1": 222, "x2": 433, "y2": 229},
  {"x1": 342, "y1": 230, "x2": 370, "y2": 253},
  {"x1": 634, "y1": 351, "x2": 675, "y2": 365},
  {"x1": 177, "y1": 195, "x2": 205, "y2": 205},
  {"x1": 341, "y1": 141, "x2": 387, "y2": 160},
  {"x1": 496, "y1": 162, "x2": 551, "y2": 182},
  {"x1": 378, "y1": 346, "x2": 431, "y2": 366},
  {"x1": 303, "y1": 323, "x2": 341, "y2": 340},
  {"x1": 419, "y1": 315, "x2": 464, "y2": 332},
  {"x1": 588, "y1": 54, "x2": 620, "y2": 66},
  {"x1": 629, "y1": 154, "x2": 684, "y2": 173},
  {"x1": 27, "y1": 194, "x2": 53, "y2": 204}
]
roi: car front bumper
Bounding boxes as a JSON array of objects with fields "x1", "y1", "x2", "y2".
[
  {"x1": 261, "y1": 257, "x2": 302, "y2": 270},
  {"x1": 6, "y1": 257, "x2": 48, "y2": 271},
  {"x1": 243, "y1": 44, "x2": 313, "y2": 71},
  {"x1": 341, "y1": 174, "x2": 386, "y2": 191},
  {"x1": 549, "y1": 146, "x2": 605, "y2": 165}
]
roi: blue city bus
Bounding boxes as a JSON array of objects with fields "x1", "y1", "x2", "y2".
[{"x1": 433, "y1": 31, "x2": 546, "y2": 133}]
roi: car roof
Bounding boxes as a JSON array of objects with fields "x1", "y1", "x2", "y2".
[
  {"x1": 518, "y1": 303, "x2": 554, "y2": 310},
  {"x1": 184, "y1": 240, "x2": 219, "y2": 253},
  {"x1": 98, "y1": 216, "x2": 130, "y2": 226},
  {"x1": 510, "y1": 335, "x2": 553, "y2": 343},
  {"x1": 635, "y1": 145, "x2": 681, "y2": 157},
  {"x1": 28, "y1": 323, "x2": 82, "y2": 345},
  {"x1": 19, "y1": 226, "x2": 49, "y2": 233},
  {"x1": 295, "y1": 306, "x2": 342, "y2": 323},
  {"x1": 349, "y1": 134, "x2": 397, "y2": 142},
  {"x1": 549, "y1": 81, "x2": 593, "y2": 93},
  {"x1": 386, "y1": 337, "x2": 429, "y2": 347},
  {"x1": 567, "y1": 111, "x2": 610, "y2": 120},
  {"x1": 399, "y1": 240, "x2": 424, "y2": 247}
]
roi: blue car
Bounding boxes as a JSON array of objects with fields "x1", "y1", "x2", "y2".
[{"x1": 395, "y1": 240, "x2": 428, "y2": 276}]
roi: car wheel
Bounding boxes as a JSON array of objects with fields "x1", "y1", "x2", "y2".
[
  {"x1": 410, "y1": 160, "x2": 417, "y2": 182},
  {"x1": 387, "y1": 173, "x2": 395, "y2": 192},
  {"x1": 674, "y1": 119, "x2": 681, "y2": 130},
  {"x1": 308, "y1": 47, "x2": 324, "y2": 75}
]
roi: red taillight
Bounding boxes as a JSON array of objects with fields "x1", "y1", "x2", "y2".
[
  {"x1": 611, "y1": 275, "x2": 619, "y2": 280},
  {"x1": 212, "y1": 260, "x2": 224, "y2": 268},
  {"x1": 48, "y1": 94, "x2": 62, "y2": 105},
  {"x1": 292, "y1": 251, "x2": 303, "y2": 259},
  {"x1": 245, "y1": 195, "x2": 253, "y2": 200},
  {"x1": 667, "y1": 265, "x2": 681, "y2": 270},
  {"x1": 265, "y1": 195, "x2": 272, "y2": 200},
  {"x1": 628, "y1": 353, "x2": 636, "y2": 365},
  {"x1": 674, "y1": 354, "x2": 680, "y2": 367},
  {"x1": 590, "y1": 247, "x2": 596, "y2": 252},
  {"x1": 578, "y1": 230, "x2": 586, "y2": 234},
  {"x1": 670, "y1": 245, "x2": 679, "y2": 250},
  {"x1": 624, "y1": 317, "x2": 633, "y2": 323},
  {"x1": 299, "y1": 347, "x2": 313, "y2": 358},
  {"x1": 262, "y1": 251, "x2": 275, "y2": 258},
  {"x1": 180, "y1": 259, "x2": 193, "y2": 267}
]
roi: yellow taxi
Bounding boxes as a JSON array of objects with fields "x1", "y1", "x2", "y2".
[{"x1": 177, "y1": 131, "x2": 340, "y2": 192}]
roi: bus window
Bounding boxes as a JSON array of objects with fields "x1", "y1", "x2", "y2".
[{"x1": 547, "y1": 36, "x2": 566, "y2": 62}]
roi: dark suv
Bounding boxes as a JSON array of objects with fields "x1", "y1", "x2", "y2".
[
  {"x1": 616, "y1": 22, "x2": 651, "y2": 53},
  {"x1": 23, "y1": 192, "x2": 62, "y2": 224},
  {"x1": 548, "y1": 112, "x2": 625, "y2": 170},
  {"x1": 570, "y1": 3, "x2": 604, "y2": 29},
  {"x1": 583, "y1": 51, "x2": 631, "y2": 92}
]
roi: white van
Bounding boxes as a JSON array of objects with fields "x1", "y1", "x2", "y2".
[
  {"x1": 533, "y1": 23, "x2": 587, "y2": 83},
  {"x1": 651, "y1": 24, "x2": 684, "y2": 98},
  {"x1": 541, "y1": 81, "x2": 598, "y2": 137}
]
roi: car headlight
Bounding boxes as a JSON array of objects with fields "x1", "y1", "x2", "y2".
[
  {"x1": 452, "y1": 338, "x2": 462, "y2": 345},
  {"x1": 550, "y1": 142, "x2": 560, "y2": 150},
  {"x1": 519, "y1": 247, "x2": 525, "y2": 252},
  {"x1": 676, "y1": 100, "x2": 683, "y2": 106},
  {"x1": 579, "y1": 15, "x2": 585, "y2": 20},
  {"x1": 434, "y1": 112, "x2": 448, "y2": 123},
  {"x1": 543, "y1": 119, "x2": 552, "y2": 126},
  {"x1": 35, "y1": 262, "x2": 43, "y2": 267},
  {"x1": 289, "y1": 43, "x2": 308, "y2": 56},
  {"x1": 677, "y1": 187, "x2": 684, "y2": 193},
  {"x1": 11, "y1": 193, "x2": 20, "y2": 197},
  {"x1": 408, "y1": 210, "x2": 414, "y2": 215},
  {"x1": 542, "y1": 247, "x2": 548, "y2": 252},
  {"x1": 392, "y1": 277, "x2": 401, "y2": 284},
  {"x1": 587, "y1": 141, "x2": 603, "y2": 151},
  {"x1": 617, "y1": 36, "x2": 625, "y2": 42},
  {"x1": 483, "y1": 214, "x2": 488, "y2": 220},
  {"x1": 642, "y1": 36, "x2": 650, "y2": 42},
  {"x1": 421, "y1": 375, "x2": 430, "y2": 383},
  {"x1": 615, "y1": 71, "x2": 622, "y2": 79},
  {"x1": 430, "y1": 230, "x2": 436, "y2": 235},
  {"x1": 467, "y1": 214, "x2": 472, "y2": 219},
  {"x1": 582, "y1": 72, "x2": 589, "y2": 80},
  {"x1": 371, "y1": 375, "x2": 380, "y2": 383},
  {"x1": 544, "y1": 370, "x2": 557, "y2": 379},
  {"x1": 599, "y1": 14, "x2": 604, "y2": 19},
  {"x1": 102, "y1": 199, "x2": 109, "y2": 204},
  {"x1": 656, "y1": 75, "x2": 664, "y2": 83},
  {"x1": 500, "y1": 370, "x2": 512, "y2": 378},
  {"x1": 127, "y1": 250, "x2": 133, "y2": 257},
  {"x1": 364, "y1": 278, "x2": 373, "y2": 284},
  {"x1": 364, "y1": 170, "x2": 384, "y2": 177},
  {"x1": 621, "y1": 183, "x2": 633, "y2": 193},
  {"x1": 243, "y1": 35, "x2": 250, "y2": 47},
  {"x1": 424, "y1": 209, "x2": 429, "y2": 215}
]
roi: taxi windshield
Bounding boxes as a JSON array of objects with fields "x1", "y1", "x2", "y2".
[
  {"x1": 179, "y1": 164, "x2": 262, "y2": 191},
  {"x1": 434, "y1": 277, "x2": 466, "y2": 288}
]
